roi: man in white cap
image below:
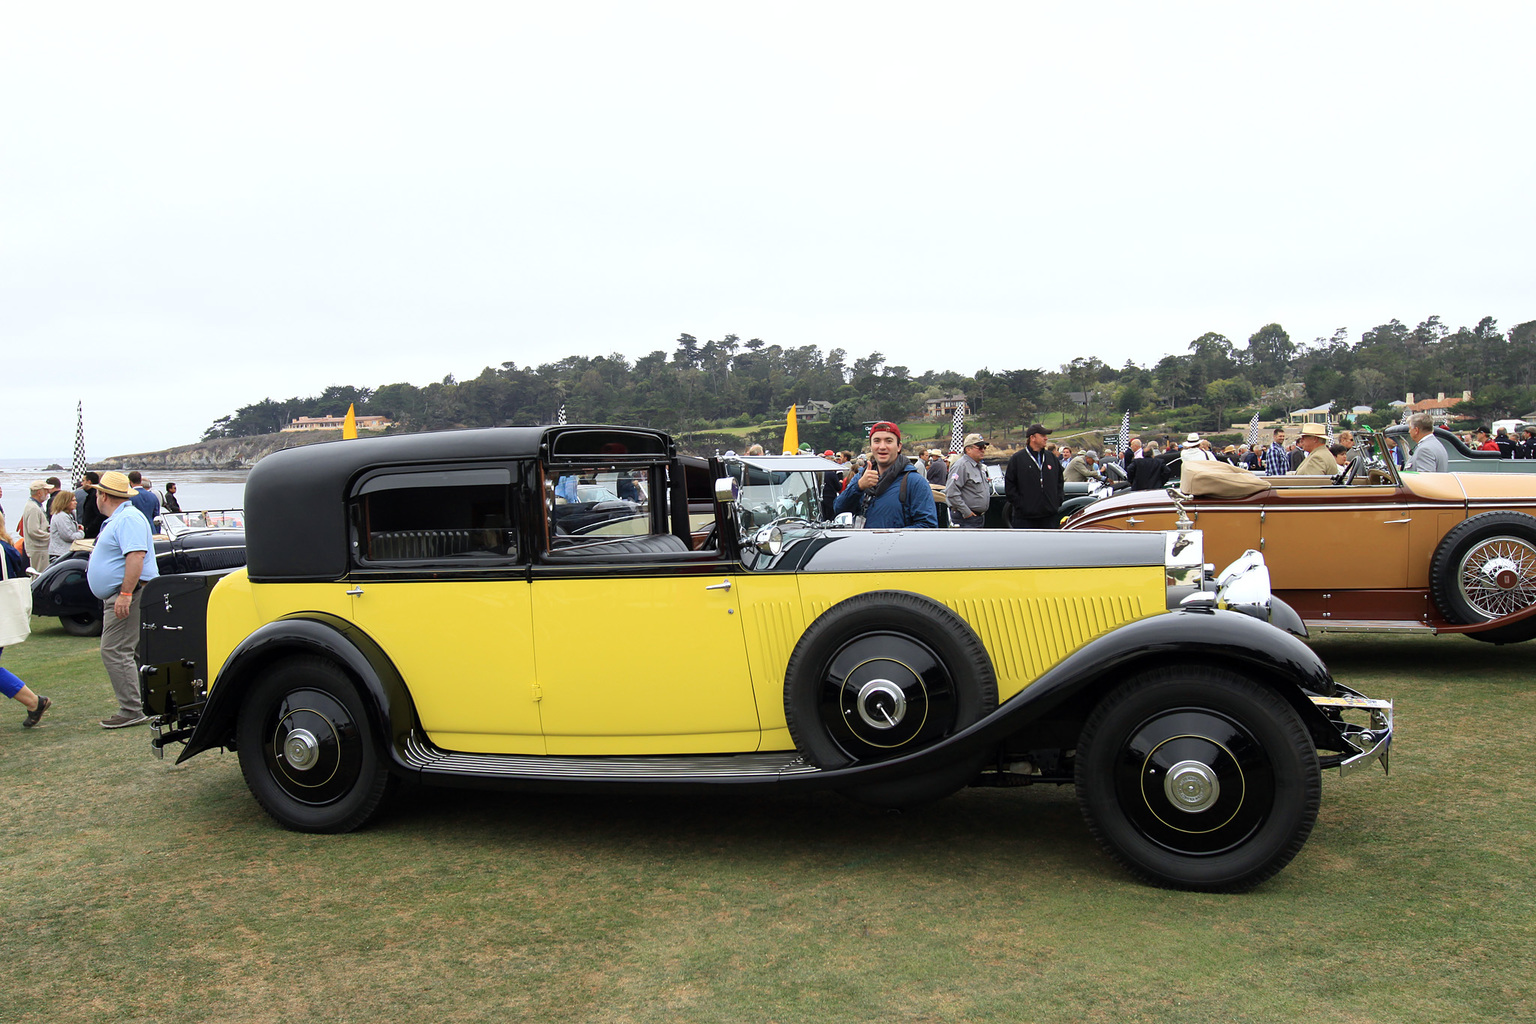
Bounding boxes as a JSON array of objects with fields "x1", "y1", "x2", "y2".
[
  {"x1": 1293, "y1": 423, "x2": 1337, "y2": 476},
  {"x1": 1181, "y1": 433, "x2": 1214, "y2": 461},
  {"x1": 946, "y1": 433, "x2": 992, "y2": 528},
  {"x1": 924, "y1": 449, "x2": 949, "y2": 486},
  {"x1": 19, "y1": 481, "x2": 51, "y2": 571},
  {"x1": 86, "y1": 471, "x2": 160, "y2": 729}
]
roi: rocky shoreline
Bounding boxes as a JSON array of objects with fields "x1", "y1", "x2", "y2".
[{"x1": 94, "y1": 430, "x2": 348, "y2": 472}]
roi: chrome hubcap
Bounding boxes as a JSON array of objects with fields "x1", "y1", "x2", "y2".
[
  {"x1": 855, "y1": 678, "x2": 908, "y2": 730},
  {"x1": 1163, "y1": 759, "x2": 1221, "y2": 813},
  {"x1": 283, "y1": 728, "x2": 321, "y2": 771}
]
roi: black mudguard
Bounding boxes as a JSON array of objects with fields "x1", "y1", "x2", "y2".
[
  {"x1": 796, "y1": 607, "x2": 1345, "y2": 790},
  {"x1": 174, "y1": 615, "x2": 417, "y2": 766}
]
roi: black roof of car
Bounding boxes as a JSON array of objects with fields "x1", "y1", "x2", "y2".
[{"x1": 244, "y1": 425, "x2": 673, "y2": 580}]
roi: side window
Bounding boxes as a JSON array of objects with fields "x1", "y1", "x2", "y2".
[
  {"x1": 352, "y1": 467, "x2": 518, "y2": 565},
  {"x1": 546, "y1": 462, "x2": 657, "y2": 547}
]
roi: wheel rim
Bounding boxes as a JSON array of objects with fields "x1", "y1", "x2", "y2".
[
  {"x1": 1112, "y1": 707, "x2": 1275, "y2": 855},
  {"x1": 817, "y1": 632, "x2": 957, "y2": 761},
  {"x1": 260, "y1": 688, "x2": 365, "y2": 806},
  {"x1": 1456, "y1": 536, "x2": 1536, "y2": 619}
]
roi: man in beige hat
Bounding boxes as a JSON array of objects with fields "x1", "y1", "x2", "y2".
[
  {"x1": 85, "y1": 471, "x2": 160, "y2": 728},
  {"x1": 924, "y1": 448, "x2": 948, "y2": 486},
  {"x1": 1293, "y1": 423, "x2": 1336, "y2": 476},
  {"x1": 19, "y1": 481, "x2": 51, "y2": 571},
  {"x1": 946, "y1": 433, "x2": 992, "y2": 528}
]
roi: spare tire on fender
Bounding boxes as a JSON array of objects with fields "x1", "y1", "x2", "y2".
[{"x1": 783, "y1": 591, "x2": 998, "y2": 802}]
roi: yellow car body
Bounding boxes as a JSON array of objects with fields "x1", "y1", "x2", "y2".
[{"x1": 137, "y1": 424, "x2": 1392, "y2": 892}]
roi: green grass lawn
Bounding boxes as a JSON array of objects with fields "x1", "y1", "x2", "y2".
[{"x1": 3, "y1": 623, "x2": 1532, "y2": 1023}]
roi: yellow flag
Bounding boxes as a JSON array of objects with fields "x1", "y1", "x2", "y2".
[
  {"x1": 342, "y1": 404, "x2": 358, "y2": 439},
  {"x1": 782, "y1": 405, "x2": 799, "y2": 454}
]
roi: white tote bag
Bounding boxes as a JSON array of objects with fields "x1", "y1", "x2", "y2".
[{"x1": 0, "y1": 551, "x2": 33, "y2": 647}]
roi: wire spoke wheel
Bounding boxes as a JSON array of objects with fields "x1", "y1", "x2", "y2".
[
  {"x1": 1430, "y1": 512, "x2": 1536, "y2": 642},
  {"x1": 1456, "y1": 537, "x2": 1536, "y2": 619}
]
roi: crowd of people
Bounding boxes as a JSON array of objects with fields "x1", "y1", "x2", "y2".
[
  {"x1": 812, "y1": 412, "x2": 1536, "y2": 535},
  {"x1": 2, "y1": 469, "x2": 176, "y2": 731}
]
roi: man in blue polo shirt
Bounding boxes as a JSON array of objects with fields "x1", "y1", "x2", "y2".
[{"x1": 87, "y1": 471, "x2": 160, "y2": 729}]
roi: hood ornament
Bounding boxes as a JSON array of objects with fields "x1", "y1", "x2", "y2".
[{"x1": 1165, "y1": 485, "x2": 1195, "y2": 530}]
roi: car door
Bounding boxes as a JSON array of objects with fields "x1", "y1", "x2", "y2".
[
  {"x1": 530, "y1": 562, "x2": 759, "y2": 755},
  {"x1": 342, "y1": 464, "x2": 545, "y2": 755},
  {"x1": 1260, "y1": 482, "x2": 1412, "y2": 591}
]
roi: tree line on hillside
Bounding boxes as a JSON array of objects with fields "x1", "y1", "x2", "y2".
[{"x1": 203, "y1": 317, "x2": 1536, "y2": 449}]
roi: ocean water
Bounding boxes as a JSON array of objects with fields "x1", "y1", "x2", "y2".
[{"x1": 0, "y1": 459, "x2": 246, "y2": 530}]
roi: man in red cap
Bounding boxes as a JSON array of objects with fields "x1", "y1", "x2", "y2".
[{"x1": 832, "y1": 421, "x2": 937, "y2": 528}]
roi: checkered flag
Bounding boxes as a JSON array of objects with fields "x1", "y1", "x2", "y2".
[
  {"x1": 1401, "y1": 406, "x2": 1411, "y2": 425},
  {"x1": 72, "y1": 402, "x2": 87, "y2": 484},
  {"x1": 1246, "y1": 410, "x2": 1260, "y2": 448},
  {"x1": 1326, "y1": 418, "x2": 1335, "y2": 443},
  {"x1": 949, "y1": 402, "x2": 966, "y2": 455},
  {"x1": 1117, "y1": 410, "x2": 1130, "y2": 456},
  {"x1": 557, "y1": 403, "x2": 567, "y2": 425}
]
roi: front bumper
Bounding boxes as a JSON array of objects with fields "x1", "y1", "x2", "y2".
[{"x1": 1311, "y1": 684, "x2": 1393, "y2": 776}]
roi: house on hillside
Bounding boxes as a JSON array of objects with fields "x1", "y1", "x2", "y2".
[
  {"x1": 1405, "y1": 391, "x2": 1473, "y2": 422},
  {"x1": 924, "y1": 394, "x2": 967, "y2": 420},
  {"x1": 785, "y1": 400, "x2": 833, "y2": 421},
  {"x1": 1287, "y1": 402, "x2": 1335, "y2": 427},
  {"x1": 282, "y1": 414, "x2": 392, "y2": 432}
]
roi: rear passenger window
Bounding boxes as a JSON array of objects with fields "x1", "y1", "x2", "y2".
[
  {"x1": 546, "y1": 462, "x2": 657, "y2": 547},
  {"x1": 352, "y1": 467, "x2": 518, "y2": 564}
]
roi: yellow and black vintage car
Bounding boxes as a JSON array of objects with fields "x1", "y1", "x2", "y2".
[{"x1": 139, "y1": 425, "x2": 1391, "y2": 892}]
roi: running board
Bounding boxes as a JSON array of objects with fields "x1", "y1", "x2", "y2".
[
  {"x1": 400, "y1": 731, "x2": 823, "y2": 783},
  {"x1": 1308, "y1": 619, "x2": 1438, "y2": 634}
]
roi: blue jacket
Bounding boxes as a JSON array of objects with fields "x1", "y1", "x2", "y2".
[{"x1": 833, "y1": 460, "x2": 938, "y2": 528}]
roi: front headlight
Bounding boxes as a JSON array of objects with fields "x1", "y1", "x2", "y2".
[
  {"x1": 1163, "y1": 528, "x2": 1205, "y2": 609},
  {"x1": 1213, "y1": 550, "x2": 1272, "y2": 619}
]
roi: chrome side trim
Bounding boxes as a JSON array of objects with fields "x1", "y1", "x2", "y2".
[{"x1": 401, "y1": 731, "x2": 822, "y2": 781}]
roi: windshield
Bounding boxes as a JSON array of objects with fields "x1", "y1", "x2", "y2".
[{"x1": 724, "y1": 455, "x2": 838, "y2": 534}]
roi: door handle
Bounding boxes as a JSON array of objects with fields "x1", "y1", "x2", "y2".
[
  {"x1": 1381, "y1": 519, "x2": 1412, "y2": 525},
  {"x1": 1124, "y1": 517, "x2": 1143, "y2": 524},
  {"x1": 705, "y1": 580, "x2": 732, "y2": 591},
  {"x1": 346, "y1": 587, "x2": 364, "y2": 596}
]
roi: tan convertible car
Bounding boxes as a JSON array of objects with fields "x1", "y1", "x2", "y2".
[{"x1": 1064, "y1": 433, "x2": 1536, "y2": 643}]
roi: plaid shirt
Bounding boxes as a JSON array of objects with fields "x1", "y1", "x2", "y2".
[{"x1": 1262, "y1": 441, "x2": 1290, "y2": 476}]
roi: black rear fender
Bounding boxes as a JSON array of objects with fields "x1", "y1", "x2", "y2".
[{"x1": 176, "y1": 615, "x2": 418, "y2": 770}]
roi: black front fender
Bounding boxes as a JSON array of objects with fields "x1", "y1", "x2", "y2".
[
  {"x1": 804, "y1": 608, "x2": 1345, "y2": 788},
  {"x1": 175, "y1": 615, "x2": 418, "y2": 768}
]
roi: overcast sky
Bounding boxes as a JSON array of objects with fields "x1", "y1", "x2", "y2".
[{"x1": 4, "y1": 2, "x2": 1531, "y2": 458}]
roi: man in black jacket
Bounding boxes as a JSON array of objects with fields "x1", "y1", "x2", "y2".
[{"x1": 1004, "y1": 424, "x2": 1063, "y2": 529}]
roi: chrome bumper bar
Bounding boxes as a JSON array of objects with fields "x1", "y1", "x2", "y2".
[{"x1": 1310, "y1": 691, "x2": 1393, "y2": 777}]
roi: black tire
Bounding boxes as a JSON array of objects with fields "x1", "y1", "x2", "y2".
[
  {"x1": 1429, "y1": 512, "x2": 1536, "y2": 643},
  {"x1": 1075, "y1": 666, "x2": 1320, "y2": 892},
  {"x1": 784, "y1": 591, "x2": 997, "y2": 805},
  {"x1": 235, "y1": 656, "x2": 394, "y2": 833},
  {"x1": 60, "y1": 612, "x2": 103, "y2": 637}
]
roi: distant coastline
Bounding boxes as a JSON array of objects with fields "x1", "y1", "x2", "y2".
[{"x1": 91, "y1": 429, "x2": 355, "y2": 472}]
